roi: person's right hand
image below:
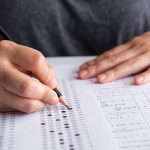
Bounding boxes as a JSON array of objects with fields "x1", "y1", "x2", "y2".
[{"x1": 0, "y1": 40, "x2": 61, "y2": 113}]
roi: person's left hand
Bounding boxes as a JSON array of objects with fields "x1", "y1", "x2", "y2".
[{"x1": 78, "y1": 32, "x2": 150, "y2": 85}]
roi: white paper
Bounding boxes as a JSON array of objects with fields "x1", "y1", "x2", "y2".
[
  {"x1": 90, "y1": 75, "x2": 150, "y2": 150},
  {"x1": 54, "y1": 63, "x2": 150, "y2": 150},
  {"x1": 0, "y1": 64, "x2": 117, "y2": 150}
]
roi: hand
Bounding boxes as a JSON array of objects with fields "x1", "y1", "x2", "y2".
[
  {"x1": 78, "y1": 32, "x2": 150, "y2": 85},
  {"x1": 0, "y1": 40, "x2": 61, "y2": 113}
]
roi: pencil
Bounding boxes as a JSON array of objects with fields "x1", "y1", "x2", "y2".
[{"x1": 0, "y1": 26, "x2": 71, "y2": 110}]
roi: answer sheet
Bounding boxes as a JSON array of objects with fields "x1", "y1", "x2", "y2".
[
  {"x1": 54, "y1": 63, "x2": 150, "y2": 150},
  {"x1": 0, "y1": 64, "x2": 117, "y2": 150}
]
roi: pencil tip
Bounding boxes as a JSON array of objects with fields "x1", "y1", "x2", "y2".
[
  {"x1": 66, "y1": 105, "x2": 72, "y2": 110},
  {"x1": 66, "y1": 105, "x2": 69, "y2": 110}
]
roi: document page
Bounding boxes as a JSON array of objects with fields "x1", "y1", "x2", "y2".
[
  {"x1": 54, "y1": 63, "x2": 150, "y2": 150},
  {"x1": 90, "y1": 76, "x2": 150, "y2": 150},
  {"x1": 0, "y1": 64, "x2": 117, "y2": 150}
]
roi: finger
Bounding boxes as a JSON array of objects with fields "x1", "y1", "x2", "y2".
[
  {"x1": 0, "y1": 66, "x2": 59, "y2": 105},
  {"x1": 4, "y1": 41, "x2": 57, "y2": 89},
  {"x1": 78, "y1": 45, "x2": 146, "y2": 79},
  {"x1": 27, "y1": 70, "x2": 61, "y2": 93},
  {"x1": 97, "y1": 54, "x2": 149, "y2": 83},
  {"x1": 80, "y1": 42, "x2": 131, "y2": 70},
  {"x1": 80, "y1": 59, "x2": 96, "y2": 70},
  {"x1": 56, "y1": 84, "x2": 61, "y2": 91},
  {"x1": 134, "y1": 68, "x2": 150, "y2": 85},
  {"x1": 0, "y1": 86, "x2": 46, "y2": 113},
  {"x1": 48, "y1": 65, "x2": 61, "y2": 91},
  {"x1": 0, "y1": 103, "x2": 17, "y2": 112},
  {"x1": 96, "y1": 43, "x2": 132, "y2": 61},
  {"x1": 26, "y1": 66, "x2": 61, "y2": 92}
]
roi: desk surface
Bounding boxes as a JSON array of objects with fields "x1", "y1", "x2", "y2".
[{"x1": 46, "y1": 56, "x2": 96, "y2": 65}]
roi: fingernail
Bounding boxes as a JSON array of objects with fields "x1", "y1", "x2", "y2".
[
  {"x1": 49, "y1": 96, "x2": 59, "y2": 106},
  {"x1": 50, "y1": 79, "x2": 57, "y2": 89},
  {"x1": 80, "y1": 70, "x2": 88, "y2": 77},
  {"x1": 56, "y1": 84, "x2": 61, "y2": 91},
  {"x1": 137, "y1": 76, "x2": 144, "y2": 82},
  {"x1": 99, "y1": 73, "x2": 107, "y2": 81}
]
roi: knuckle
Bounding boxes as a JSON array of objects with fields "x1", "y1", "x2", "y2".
[
  {"x1": 18, "y1": 80, "x2": 33, "y2": 96},
  {"x1": 41, "y1": 69, "x2": 50, "y2": 81},
  {"x1": 88, "y1": 65, "x2": 97, "y2": 74},
  {"x1": 87, "y1": 60, "x2": 94, "y2": 65},
  {"x1": 142, "y1": 42, "x2": 150, "y2": 47},
  {"x1": 103, "y1": 50, "x2": 113, "y2": 58},
  {"x1": 33, "y1": 51, "x2": 45, "y2": 68},
  {"x1": 41, "y1": 66, "x2": 56, "y2": 82},
  {"x1": 23, "y1": 101, "x2": 36, "y2": 113},
  {"x1": 127, "y1": 59, "x2": 136, "y2": 68},
  {"x1": 108, "y1": 55, "x2": 119, "y2": 64},
  {"x1": 87, "y1": 62, "x2": 91, "y2": 65},
  {"x1": 41, "y1": 88, "x2": 49, "y2": 103},
  {"x1": 131, "y1": 36, "x2": 141, "y2": 43},
  {"x1": 110, "y1": 69, "x2": 117, "y2": 78}
]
